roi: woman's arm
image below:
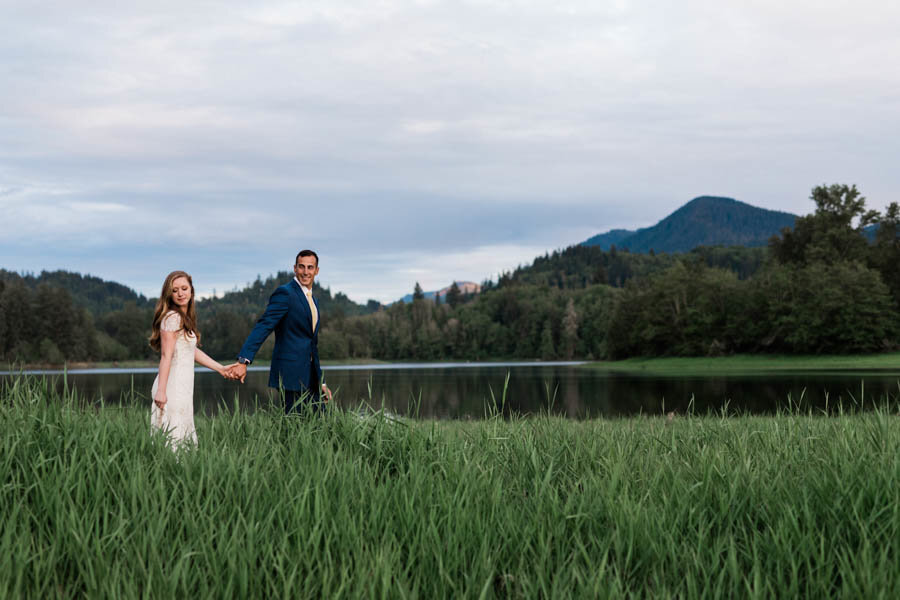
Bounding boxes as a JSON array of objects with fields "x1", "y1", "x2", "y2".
[
  {"x1": 194, "y1": 347, "x2": 226, "y2": 376},
  {"x1": 155, "y1": 329, "x2": 177, "y2": 410}
]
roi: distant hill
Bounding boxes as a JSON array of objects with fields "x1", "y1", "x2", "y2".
[
  {"x1": 0, "y1": 268, "x2": 376, "y2": 321},
  {"x1": 0, "y1": 269, "x2": 152, "y2": 317},
  {"x1": 400, "y1": 281, "x2": 482, "y2": 304},
  {"x1": 583, "y1": 196, "x2": 797, "y2": 253},
  {"x1": 198, "y1": 272, "x2": 378, "y2": 319}
]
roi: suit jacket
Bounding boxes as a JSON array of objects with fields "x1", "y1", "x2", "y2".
[{"x1": 237, "y1": 280, "x2": 322, "y2": 391}]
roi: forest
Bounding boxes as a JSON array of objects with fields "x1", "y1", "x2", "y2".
[{"x1": 2, "y1": 184, "x2": 898, "y2": 364}]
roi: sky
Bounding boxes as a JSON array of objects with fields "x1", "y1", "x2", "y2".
[{"x1": 2, "y1": 0, "x2": 898, "y2": 303}]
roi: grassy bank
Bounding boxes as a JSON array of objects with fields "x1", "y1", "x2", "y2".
[
  {"x1": 2, "y1": 376, "x2": 899, "y2": 597},
  {"x1": 588, "y1": 352, "x2": 900, "y2": 374}
]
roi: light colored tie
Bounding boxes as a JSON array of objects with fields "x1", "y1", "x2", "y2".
[{"x1": 305, "y1": 291, "x2": 318, "y2": 331}]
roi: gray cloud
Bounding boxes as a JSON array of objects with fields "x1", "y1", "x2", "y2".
[{"x1": 2, "y1": 0, "x2": 899, "y2": 301}]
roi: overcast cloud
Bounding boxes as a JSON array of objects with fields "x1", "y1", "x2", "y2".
[{"x1": 2, "y1": 0, "x2": 898, "y2": 302}]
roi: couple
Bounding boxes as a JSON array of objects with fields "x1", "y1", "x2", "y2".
[{"x1": 149, "y1": 249, "x2": 333, "y2": 449}]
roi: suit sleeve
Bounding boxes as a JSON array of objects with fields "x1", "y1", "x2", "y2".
[{"x1": 237, "y1": 287, "x2": 290, "y2": 362}]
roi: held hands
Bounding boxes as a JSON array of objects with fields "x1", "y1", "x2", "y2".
[
  {"x1": 219, "y1": 363, "x2": 328, "y2": 399},
  {"x1": 223, "y1": 362, "x2": 247, "y2": 383}
]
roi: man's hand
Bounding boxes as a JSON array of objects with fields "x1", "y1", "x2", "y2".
[
  {"x1": 224, "y1": 363, "x2": 248, "y2": 383},
  {"x1": 321, "y1": 384, "x2": 332, "y2": 403}
]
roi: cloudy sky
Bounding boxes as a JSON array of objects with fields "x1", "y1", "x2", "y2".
[{"x1": 2, "y1": 0, "x2": 898, "y2": 303}]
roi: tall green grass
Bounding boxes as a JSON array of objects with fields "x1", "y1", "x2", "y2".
[{"x1": 2, "y1": 374, "x2": 899, "y2": 598}]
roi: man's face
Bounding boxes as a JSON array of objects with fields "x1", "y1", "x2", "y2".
[{"x1": 294, "y1": 255, "x2": 319, "y2": 289}]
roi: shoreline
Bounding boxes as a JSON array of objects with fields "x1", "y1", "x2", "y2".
[
  {"x1": 5, "y1": 353, "x2": 900, "y2": 374},
  {"x1": 0, "y1": 357, "x2": 391, "y2": 372},
  {"x1": 586, "y1": 353, "x2": 900, "y2": 373}
]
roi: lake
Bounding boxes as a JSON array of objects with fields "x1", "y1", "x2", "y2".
[{"x1": 3, "y1": 362, "x2": 900, "y2": 418}]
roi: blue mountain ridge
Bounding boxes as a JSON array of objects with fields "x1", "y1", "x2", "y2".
[{"x1": 582, "y1": 196, "x2": 798, "y2": 252}]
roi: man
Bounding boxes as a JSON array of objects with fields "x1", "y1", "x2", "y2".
[{"x1": 226, "y1": 250, "x2": 333, "y2": 413}]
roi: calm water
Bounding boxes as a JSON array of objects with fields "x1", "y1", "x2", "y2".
[{"x1": 4, "y1": 362, "x2": 900, "y2": 418}]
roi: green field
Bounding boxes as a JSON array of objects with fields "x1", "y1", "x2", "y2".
[
  {"x1": 587, "y1": 352, "x2": 900, "y2": 374},
  {"x1": 3, "y1": 375, "x2": 899, "y2": 598}
]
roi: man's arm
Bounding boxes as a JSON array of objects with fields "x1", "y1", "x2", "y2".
[{"x1": 229, "y1": 287, "x2": 291, "y2": 382}]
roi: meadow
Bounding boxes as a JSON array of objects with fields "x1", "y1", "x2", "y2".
[{"x1": 2, "y1": 374, "x2": 899, "y2": 598}]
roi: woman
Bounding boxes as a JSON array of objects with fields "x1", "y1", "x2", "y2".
[{"x1": 149, "y1": 270, "x2": 229, "y2": 449}]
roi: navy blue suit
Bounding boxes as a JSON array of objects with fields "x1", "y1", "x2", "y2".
[{"x1": 237, "y1": 280, "x2": 322, "y2": 407}]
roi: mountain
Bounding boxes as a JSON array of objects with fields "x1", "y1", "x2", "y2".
[
  {"x1": 400, "y1": 281, "x2": 482, "y2": 304},
  {"x1": 581, "y1": 228, "x2": 635, "y2": 249},
  {"x1": 583, "y1": 196, "x2": 797, "y2": 253}
]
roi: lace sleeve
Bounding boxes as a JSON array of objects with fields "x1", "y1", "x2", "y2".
[{"x1": 161, "y1": 311, "x2": 182, "y2": 332}]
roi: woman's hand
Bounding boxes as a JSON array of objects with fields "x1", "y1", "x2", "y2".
[
  {"x1": 194, "y1": 349, "x2": 240, "y2": 381},
  {"x1": 154, "y1": 392, "x2": 167, "y2": 412}
]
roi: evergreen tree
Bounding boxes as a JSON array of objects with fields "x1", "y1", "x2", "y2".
[
  {"x1": 413, "y1": 282, "x2": 425, "y2": 301},
  {"x1": 447, "y1": 282, "x2": 462, "y2": 308}
]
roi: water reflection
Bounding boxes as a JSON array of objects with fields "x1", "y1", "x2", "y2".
[{"x1": 3, "y1": 363, "x2": 899, "y2": 419}]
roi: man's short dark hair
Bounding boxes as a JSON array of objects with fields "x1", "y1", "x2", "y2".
[{"x1": 295, "y1": 249, "x2": 319, "y2": 266}]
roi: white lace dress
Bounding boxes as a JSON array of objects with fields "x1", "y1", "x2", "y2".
[{"x1": 151, "y1": 311, "x2": 198, "y2": 449}]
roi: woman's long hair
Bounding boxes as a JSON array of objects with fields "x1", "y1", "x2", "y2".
[{"x1": 149, "y1": 270, "x2": 200, "y2": 352}]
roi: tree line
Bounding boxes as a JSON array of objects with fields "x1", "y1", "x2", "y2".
[
  {"x1": 0, "y1": 270, "x2": 377, "y2": 364},
  {"x1": 0, "y1": 272, "x2": 152, "y2": 363},
  {"x1": 319, "y1": 184, "x2": 900, "y2": 360},
  {"x1": 606, "y1": 184, "x2": 900, "y2": 357},
  {"x1": 2, "y1": 184, "x2": 897, "y2": 364}
]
